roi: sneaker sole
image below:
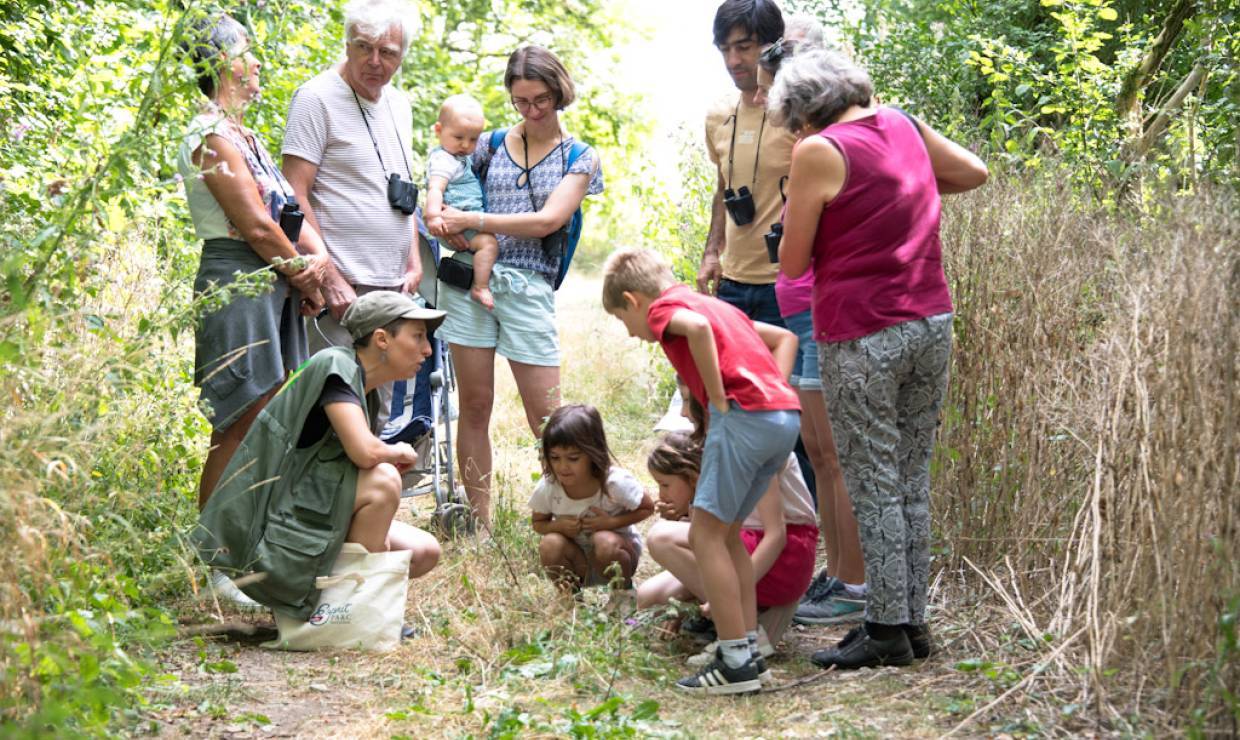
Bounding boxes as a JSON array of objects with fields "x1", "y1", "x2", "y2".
[{"x1": 676, "y1": 677, "x2": 761, "y2": 696}]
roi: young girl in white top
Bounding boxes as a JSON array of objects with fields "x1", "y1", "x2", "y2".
[{"x1": 530, "y1": 404, "x2": 654, "y2": 592}]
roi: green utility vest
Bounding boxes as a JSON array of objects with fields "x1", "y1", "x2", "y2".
[{"x1": 193, "y1": 347, "x2": 380, "y2": 620}]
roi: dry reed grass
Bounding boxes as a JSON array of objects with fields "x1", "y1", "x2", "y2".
[{"x1": 935, "y1": 175, "x2": 1238, "y2": 732}]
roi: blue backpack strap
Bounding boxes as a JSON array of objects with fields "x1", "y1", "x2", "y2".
[
  {"x1": 476, "y1": 128, "x2": 508, "y2": 194},
  {"x1": 553, "y1": 140, "x2": 590, "y2": 290}
]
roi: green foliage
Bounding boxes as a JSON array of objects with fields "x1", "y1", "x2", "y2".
[
  {"x1": 484, "y1": 695, "x2": 674, "y2": 739},
  {"x1": 788, "y1": 0, "x2": 1240, "y2": 192}
]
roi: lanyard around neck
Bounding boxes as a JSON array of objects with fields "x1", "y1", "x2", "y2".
[
  {"x1": 351, "y1": 88, "x2": 412, "y2": 179},
  {"x1": 520, "y1": 128, "x2": 566, "y2": 210},
  {"x1": 726, "y1": 99, "x2": 767, "y2": 191}
]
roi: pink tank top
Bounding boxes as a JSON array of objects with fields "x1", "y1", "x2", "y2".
[{"x1": 810, "y1": 107, "x2": 953, "y2": 342}]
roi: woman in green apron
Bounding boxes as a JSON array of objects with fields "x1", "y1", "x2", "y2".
[{"x1": 195, "y1": 292, "x2": 444, "y2": 620}]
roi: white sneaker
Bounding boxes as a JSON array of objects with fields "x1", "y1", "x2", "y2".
[
  {"x1": 209, "y1": 570, "x2": 264, "y2": 611},
  {"x1": 686, "y1": 625, "x2": 774, "y2": 666}
]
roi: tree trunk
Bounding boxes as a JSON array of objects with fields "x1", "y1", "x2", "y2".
[
  {"x1": 1115, "y1": 0, "x2": 1197, "y2": 135},
  {"x1": 1135, "y1": 62, "x2": 1208, "y2": 160}
]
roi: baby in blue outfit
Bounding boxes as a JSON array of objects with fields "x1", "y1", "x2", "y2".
[{"x1": 425, "y1": 94, "x2": 498, "y2": 310}]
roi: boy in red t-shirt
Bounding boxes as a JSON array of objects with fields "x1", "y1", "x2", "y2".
[{"x1": 603, "y1": 248, "x2": 801, "y2": 695}]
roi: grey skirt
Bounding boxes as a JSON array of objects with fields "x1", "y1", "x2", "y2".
[{"x1": 193, "y1": 238, "x2": 309, "y2": 431}]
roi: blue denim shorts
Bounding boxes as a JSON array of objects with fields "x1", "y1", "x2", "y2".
[
  {"x1": 783, "y1": 310, "x2": 822, "y2": 391},
  {"x1": 436, "y1": 263, "x2": 559, "y2": 366},
  {"x1": 696, "y1": 403, "x2": 801, "y2": 523}
]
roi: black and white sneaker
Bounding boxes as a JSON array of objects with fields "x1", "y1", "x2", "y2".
[
  {"x1": 754, "y1": 654, "x2": 773, "y2": 687},
  {"x1": 675, "y1": 649, "x2": 761, "y2": 695}
]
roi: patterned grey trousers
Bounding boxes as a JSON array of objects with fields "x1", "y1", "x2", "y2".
[{"x1": 819, "y1": 313, "x2": 953, "y2": 626}]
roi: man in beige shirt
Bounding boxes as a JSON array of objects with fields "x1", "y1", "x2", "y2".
[{"x1": 698, "y1": 0, "x2": 795, "y2": 328}]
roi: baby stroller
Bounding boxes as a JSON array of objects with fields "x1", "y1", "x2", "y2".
[{"x1": 379, "y1": 213, "x2": 474, "y2": 537}]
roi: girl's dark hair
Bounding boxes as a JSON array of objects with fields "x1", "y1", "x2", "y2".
[
  {"x1": 541, "y1": 404, "x2": 613, "y2": 482},
  {"x1": 713, "y1": 0, "x2": 785, "y2": 48},
  {"x1": 505, "y1": 45, "x2": 576, "y2": 109},
  {"x1": 647, "y1": 431, "x2": 703, "y2": 481}
]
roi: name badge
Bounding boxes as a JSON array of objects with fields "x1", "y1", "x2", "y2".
[{"x1": 737, "y1": 130, "x2": 756, "y2": 145}]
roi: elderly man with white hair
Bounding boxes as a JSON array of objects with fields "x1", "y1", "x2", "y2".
[{"x1": 282, "y1": 0, "x2": 422, "y2": 425}]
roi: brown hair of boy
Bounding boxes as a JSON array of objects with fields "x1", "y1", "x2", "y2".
[{"x1": 600, "y1": 247, "x2": 677, "y2": 311}]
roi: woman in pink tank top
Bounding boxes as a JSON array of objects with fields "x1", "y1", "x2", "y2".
[{"x1": 759, "y1": 47, "x2": 988, "y2": 671}]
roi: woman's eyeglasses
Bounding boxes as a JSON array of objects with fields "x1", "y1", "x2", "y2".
[{"x1": 511, "y1": 93, "x2": 555, "y2": 112}]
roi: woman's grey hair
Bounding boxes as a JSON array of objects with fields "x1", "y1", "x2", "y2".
[
  {"x1": 784, "y1": 14, "x2": 825, "y2": 48},
  {"x1": 344, "y1": 0, "x2": 418, "y2": 55},
  {"x1": 185, "y1": 14, "x2": 248, "y2": 99},
  {"x1": 767, "y1": 48, "x2": 873, "y2": 131}
]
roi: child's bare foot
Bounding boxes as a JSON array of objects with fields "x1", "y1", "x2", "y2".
[{"x1": 470, "y1": 285, "x2": 494, "y2": 310}]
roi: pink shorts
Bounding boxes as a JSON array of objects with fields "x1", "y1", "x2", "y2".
[{"x1": 742, "y1": 523, "x2": 820, "y2": 607}]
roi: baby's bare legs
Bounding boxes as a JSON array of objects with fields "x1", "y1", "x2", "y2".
[{"x1": 467, "y1": 231, "x2": 498, "y2": 310}]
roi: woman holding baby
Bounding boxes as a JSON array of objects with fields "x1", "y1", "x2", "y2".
[{"x1": 427, "y1": 45, "x2": 604, "y2": 528}]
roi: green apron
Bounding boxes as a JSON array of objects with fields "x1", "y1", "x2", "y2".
[{"x1": 193, "y1": 347, "x2": 380, "y2": 620}]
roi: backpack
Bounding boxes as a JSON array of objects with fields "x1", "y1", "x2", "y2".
[{"x1": 478, "y1": 128, "x2": 588, "y2": 290}]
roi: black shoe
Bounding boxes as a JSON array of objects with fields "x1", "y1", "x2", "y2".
[
  {"x1": 676, "y1": 649, "x2": 761, "y2": 695},
  {"x1": 680, "y1": 615, "x2": 717, "y2": 644},
  {"x1": 811, "y1": 625, "x2": 914, "y2": 670},
  {"x1": 904, "y1": 623, "x2": 933, "y2": 659}
]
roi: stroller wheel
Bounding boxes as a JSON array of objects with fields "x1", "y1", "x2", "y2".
[{"x1": 432, "y1": 502, "x2": 475, "y2": 538}]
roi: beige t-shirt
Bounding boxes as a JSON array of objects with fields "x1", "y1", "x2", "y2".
[
  {"x1": 705, "y1": 92, "x2": 797, "y2": 285},
  {"x1": 282, "y1": 69, "x2": 415, "y2": 288}
]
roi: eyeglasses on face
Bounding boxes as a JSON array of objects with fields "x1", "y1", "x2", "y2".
[
  {"x1": 510, "y1": 93, "x2": 556, "y2": 112},
  {"x1": 349, "y1": 38, "x2": 402, "y2": 63}
]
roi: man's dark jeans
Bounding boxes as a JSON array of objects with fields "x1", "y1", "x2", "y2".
[{"x1": 717, "y1": 278, "x2": 784, "y2": 328}]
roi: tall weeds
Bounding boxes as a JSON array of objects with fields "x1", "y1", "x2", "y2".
[
  {"x1": 935, "y1": 173, "x2": 1239, "y2": 730},
  {"x1": 0, "y1": 230, "x2": 204, "y2": 732}
]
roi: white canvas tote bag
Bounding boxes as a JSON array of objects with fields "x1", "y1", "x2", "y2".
[{"x1": 264, "y1": 543, "x2": 411, "y2": 652}]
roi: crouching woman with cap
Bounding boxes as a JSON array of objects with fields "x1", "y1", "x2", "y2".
[{"x1": 194, "y1": 292, "x2": 444, "y2": 620}]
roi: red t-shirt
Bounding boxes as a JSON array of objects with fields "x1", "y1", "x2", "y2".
[{"x1": 646, "y1": 285, "x2": 800, "y2": 413}]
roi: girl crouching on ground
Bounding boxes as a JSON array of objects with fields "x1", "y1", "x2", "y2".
[
  {"x1": 638, "y1": 390, "x2": 819, "y2": 662},
  {"x1": 530, "y1": 404, "x2": 654, "y2": 597}
]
